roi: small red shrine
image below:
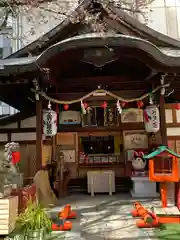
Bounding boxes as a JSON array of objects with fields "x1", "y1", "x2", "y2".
[
  {"x1": 144, "y1": 146, "x2": 180, "y2": 183},
  {"x1": 144, "y1": 146, "x2": 180, "y2": 223}
]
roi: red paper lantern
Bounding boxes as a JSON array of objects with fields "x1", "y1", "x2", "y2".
[
  {"x1": 175, "y1": 103, "x2": 180, "y2": 110},
  {"x1": 84, "y1": 102, "x2": 88, "y2": 109},
  {"x1": 12, "y1": 152, "x2": 20, "y2": 165},
  {"x1": 63, "y1": 104, "x2": 69, "y2": 110},
  {"x1": 101, "y1": 101, "x2": 108, "y2": 109},
  {"x1": 121, "y1": 101, "x2": 126, "y2": 107},
  {"x1": 137, "y1": 101, "x2": 144, "y2": 108}
]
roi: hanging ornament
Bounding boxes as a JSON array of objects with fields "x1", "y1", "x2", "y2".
[
  {"x1": 137, "y1": 101, "x2": 144, "y2": 108},
  {"x1": 175, "y1": 103, "x2": 180, "y2": 110},
  {"x1": 149, "y1": 94, "x2": 154, "y2": 105},
  {"x1": 84, "y1": 102, "x2": 88, "y2": 109},
  {"x1": 121, "y1": 101, "x2": 126, "y2": 107},
  {"x1": 116, "y1": 100, "x2": 122, "y2": 114},
  {"x1": 144, "y1": 104, "x2": 160, "y2": 133},
  {"x1": 101, "y1": 101, "x2": 108, "y2": 109},
  {"x1": 63, "y1": 104, "x2": 69, "y2": 111},
  {"x1": 81, "y1": 101, "x2": 86, "y2": 114},
  {"x1": 43, "y1": 109, "x2": 57, "y2": 137}
]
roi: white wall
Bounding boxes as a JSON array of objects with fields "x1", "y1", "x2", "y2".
[
  {"x1": 138, "y1": 0, "x2": 180, "y2": 39},
  {"x1": 11, "y1": 0, "x2": 180, "y2": 53}
]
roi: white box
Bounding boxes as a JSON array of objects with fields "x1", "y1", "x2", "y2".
[{"x1": 87, "y1": 171, "x2": 115, "y2": 196}]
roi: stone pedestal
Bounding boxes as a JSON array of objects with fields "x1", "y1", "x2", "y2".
[{"x1": 131, "y1": 177, "x2": 159, "y2": 198}]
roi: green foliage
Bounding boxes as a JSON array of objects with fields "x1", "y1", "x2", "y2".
[
  {"x1": 155, "y1": 224, "x2": 180, "y2": 240},
  {"x1": 16, "y1": 200, "x2": 52, "y2": 233}
]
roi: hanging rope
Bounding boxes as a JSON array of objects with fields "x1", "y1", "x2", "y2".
[{"x1": 30, "y1": 83, "x2": 169, "y2": 105}]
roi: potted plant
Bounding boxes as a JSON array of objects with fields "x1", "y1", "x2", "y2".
[{"x1": 15, "y1": 200, "x2": 52, "y2": 239}]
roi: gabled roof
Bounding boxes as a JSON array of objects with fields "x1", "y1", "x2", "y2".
[
  {"x1": 144, "y1": 146, "x2": 180, "y2": 159},
  {"x1": 1, "y1": 34, "x2": 180, "y2": 76},
  {"x1": 7, "y1": 0, "x2": 180, "y2": 59},
  {"x1": 1, "y1": 0, "x2": 180, "y2": 118}
]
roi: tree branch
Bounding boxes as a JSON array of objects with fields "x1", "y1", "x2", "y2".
[{"x1": 39, "y1": 5, "x2": 68, "y2": 16}]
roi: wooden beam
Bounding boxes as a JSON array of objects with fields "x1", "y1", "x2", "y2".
[
  {"x1": 56, "y1": 75, "x2": 143, "y2": 84},
  {"x1": 168, "y1": 136, "x2": 180, "y2": 140},
  {"x1": 58, "y1": 123, "x2": 144, "y2": 132},
  {"x1": 0, "y1": 128, "x2": 36, "y2": 133},
  {"x1": 0, "y1": 140, "x2": 51, "y2": 145},
  {"x1": 50, "y1": 89, "x2": 148, "y2": 101},
  {"x1": 166, "y1": 123, "x2": 180, "y2": 128}
]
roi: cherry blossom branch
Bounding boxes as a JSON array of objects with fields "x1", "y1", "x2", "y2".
[{"x1": 0, "y1": 0, "x2": 154, "y2": 44}]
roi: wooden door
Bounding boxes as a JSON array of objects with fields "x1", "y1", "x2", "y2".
[{"x1": 19, "y1": 144, "x2": 36, "y2": 185}]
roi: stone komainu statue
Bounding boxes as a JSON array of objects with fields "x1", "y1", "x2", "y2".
[{"x1": 0, "y1": 142, "x2": 21, "y2": 198}]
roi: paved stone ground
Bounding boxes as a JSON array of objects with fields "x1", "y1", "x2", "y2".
[{"x1": 46, "y1": 193, "x2": 160, "y2": 240}]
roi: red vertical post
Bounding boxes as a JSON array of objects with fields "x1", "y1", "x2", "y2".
[{"x1": 160, "y1": 182, "x2": 167, "y2": 208}]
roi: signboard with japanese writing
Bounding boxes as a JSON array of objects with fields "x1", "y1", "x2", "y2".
[
  {"x1": 123, "y1": 131, "x2": 148, "y2": 149},
  {"x1": 43, "y1": 109, "x2": 57, "y2": 136}
]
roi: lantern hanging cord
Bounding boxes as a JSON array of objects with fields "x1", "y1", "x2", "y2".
[{"x1": 30, "y1": 83, "x2": 170, "y2": 104}]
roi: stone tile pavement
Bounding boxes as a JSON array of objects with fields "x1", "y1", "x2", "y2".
[{"x1": 46, "y1": 194, "x2": 160, "y2": 240}]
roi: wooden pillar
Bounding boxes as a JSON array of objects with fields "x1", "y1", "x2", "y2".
[
  {"x1": 36, "y1": 96, "x2": 43, "y2": 171},
  {"x1": 52, "y1": 136, "x2": 56, "y2": 161},
  {"x1": 160, "y1": 182, "x2": 167, "y2": 208},
  {"x1": 159, "y1": 76, "x2": 168, "y2": 146}
]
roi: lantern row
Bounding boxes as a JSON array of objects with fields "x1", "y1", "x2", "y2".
[
  {"x1": 40, "y1": 87, "x2": 180, "y2": 137},
  {"x1": 63, "y1": 100, "x2": 144, "y2": 112},
  {"x1": 43, "y1": 102, "x2": 162, "y2": 136}
]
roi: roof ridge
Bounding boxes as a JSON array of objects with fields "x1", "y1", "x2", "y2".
[{"x1": 6, "y1": 0, "x2": 180, "y2": 59}]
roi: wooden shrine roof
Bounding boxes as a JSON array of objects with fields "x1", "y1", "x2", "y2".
[
  {"x1": 1, "y1": 0, "x2": 180, "y2": 112},
  {"x1": 1, "y1": 34, "x2": 180, "y2": 76},
  {"x1": 0, "y1": 33, "x2": 180, "y2": 112}
]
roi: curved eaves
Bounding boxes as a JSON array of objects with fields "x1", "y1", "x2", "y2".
[
  {"x1": 0, "y1": 56, "x2": 38, "y2": 76},
  {"x1": 1, "y1": 34, "x2": 180, "y2": 76},
  {"x1": 36, "y1": 34, "x2": 180, "y2": 70}
]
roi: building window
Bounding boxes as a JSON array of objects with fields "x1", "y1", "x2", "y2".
[
  {"x1": 0, "y1": 101, "x2": 19, "y2": 117},
  {"x1": 0, "y1": 27, "x2": 12, "y2": 58}
]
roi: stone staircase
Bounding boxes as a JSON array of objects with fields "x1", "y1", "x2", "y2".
[{"x1": 68, "y1": 177, "x2": 132, "y2": 194}]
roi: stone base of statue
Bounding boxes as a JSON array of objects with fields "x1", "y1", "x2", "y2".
[
  {"x1": 0, "y1": 184, "x2": 12, "y2": 198},
  {"x1": 11, "y1": 173, "x2": 24, "y2": 188},
  {"x1": 130, "y1": 176, "x2": 159, "y2": 198}
]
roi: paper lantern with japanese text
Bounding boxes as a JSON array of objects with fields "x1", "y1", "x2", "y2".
[
  {"x1": 43, "y1": 109, "x2": 57, "y2": 136},
  {"x1": 144, "y1": 105, "x2": 160, "y2": 133}
]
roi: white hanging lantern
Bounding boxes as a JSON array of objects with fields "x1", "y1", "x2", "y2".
[
  {"x1": 116, "y1": 100, "x2": 122, "y2": 114},
  {"x1": 144, "y1": 104, "x2": 160, "y2": 133},
  {"x1": 43, "y1": 109, "x2": 57, "y2": 136},
  {"x1": 81, "y1": 101, "x2": 86, "y2": 115}
]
